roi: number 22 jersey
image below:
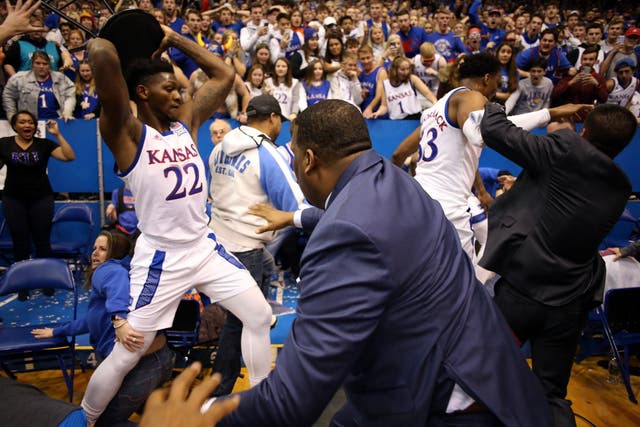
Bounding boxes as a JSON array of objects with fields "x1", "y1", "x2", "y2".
[
  {"x1": 414, "y1": 87, "x2": 482, "y2": 210},
  {"x1": 118, "y1": 122, "x2": 209, "y2": 247}
]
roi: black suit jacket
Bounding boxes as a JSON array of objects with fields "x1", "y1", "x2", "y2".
[{"x1": 479, "y1": 103, "x2": 631, "y2": 306}]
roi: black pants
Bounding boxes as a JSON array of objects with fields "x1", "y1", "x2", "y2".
[
  {"x1": 3, "y1": 194, "x2": 54, "y2": 261},
  {"x1": 211, "y1": 248, "x2": 273, "y2": 396},
  {"x1": 493, "y1": 278, "x2": 590, "y2": 427}
]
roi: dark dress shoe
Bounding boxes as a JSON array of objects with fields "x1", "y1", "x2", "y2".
[
  {"x1": 43, "y1": 288, "x2": 55, "y2": 297},
  {"x1": 18, "y1": 290, "x2": 29, "y2": 301}
]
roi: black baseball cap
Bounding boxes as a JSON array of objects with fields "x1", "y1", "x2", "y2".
[{"x1": 246, "y1": 94, "x2": 288, "y2": 121}]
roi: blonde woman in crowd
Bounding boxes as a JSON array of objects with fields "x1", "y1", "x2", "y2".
[
  {"x1": 366, "y1": 25, "x2": 386, "y2": 64},
  {"x1": 74, "y1": 60, "x2": 99, "y2": 119},
  {"x1": 381, "y1": 33, "x2": 405, "y2": 69}
]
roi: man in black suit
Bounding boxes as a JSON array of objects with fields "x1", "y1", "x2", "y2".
[{"x1": 480, "y1": 103, "x2": 637, "y2": 427}]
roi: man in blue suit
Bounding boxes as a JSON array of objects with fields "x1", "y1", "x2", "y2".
[{"x1": 218, "y1": 100, "x2": 551, "y2": 427}]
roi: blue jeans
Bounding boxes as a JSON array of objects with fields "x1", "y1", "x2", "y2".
[
  {"x1": 211, "y1": 248, "x2": 274, "y2": 396},
  {"x1": 95, "y1": 343, "x2": 175, "y2": 427}
]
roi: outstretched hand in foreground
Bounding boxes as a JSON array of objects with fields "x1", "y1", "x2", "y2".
[
  {"x1": 0, "y1": 0, "x2": 43, "y2": 43},
  {"x1": 140, "y1": 362, "x2": 239, "y2": 427}
]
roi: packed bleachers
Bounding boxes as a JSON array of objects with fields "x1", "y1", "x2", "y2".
[{"x1": 1, "y1": 1, "x2": 640, "y2": 426}]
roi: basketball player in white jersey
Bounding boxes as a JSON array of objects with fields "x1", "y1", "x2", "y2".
[
  {"x1": 392, "y1": 52, "x2": 590, "y2": 265},
  {"x1": 83, "y1": 25, "x2": 272, "y2": 425}
]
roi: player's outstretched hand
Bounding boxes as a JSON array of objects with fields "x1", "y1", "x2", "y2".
[
  {"x1": 549, "y1": 103, "x2": 593, "y2": 122},
  {"x1": 140, "y1": 362, "x2": 239, "y2": 427},
  {"x1": 249, "y1": 203, "x2": 295, "y2": 233}
]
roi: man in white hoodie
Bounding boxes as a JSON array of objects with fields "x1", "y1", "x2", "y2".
[{"x1": 208, "y1": 94, "x2": 306, "y2": 396}]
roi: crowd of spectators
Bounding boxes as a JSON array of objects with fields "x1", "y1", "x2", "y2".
[
  {"x1": 1, "y1": 0, "x2": 638, "y2": 124},
  {"x1": 0, "y1": 2, "x2": 639, "y2": 425}
]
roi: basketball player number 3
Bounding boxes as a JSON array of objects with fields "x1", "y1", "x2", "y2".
[
  {"x1": 419, "y1": 127, "x2": 438, "y2": 162},
  {"x1": 164, "y1": 163, "x2": 203, "y2": 200}
]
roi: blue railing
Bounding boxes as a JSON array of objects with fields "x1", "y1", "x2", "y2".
[{"x1": 15, "y1": 118, "x2": 640, "y2": 193}]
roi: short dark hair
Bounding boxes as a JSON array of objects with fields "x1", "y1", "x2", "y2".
[
  {"x1": 586, "y1": 23, "x2": 603, "y2": 34},
  {"x1": 540, "y1": 28, "x2": 558, "y2": 41},
  {"x1": 276, "y1": 12, "x2": 290, "y2": 22},
  {"x1": 293, "y1": 100, "x2": 371, "y2": 162},
  {"x1": 10, "y1": 110, "x2": 38, "y2": 131},
  {"x1": 582, "y1": 45, "x2": 600, "y2": 56},
  {"x1": 125, "y1": 57, "x2": 174, "y2": 101},
  {"x1": 530, "y1": 14, "x2": 544, "y2": 23},
  {"x1": 458, "y1": 52, "x2": 500, "y2": 80},
  {"x1": 339, "y1": 15, "x2": 353, "y2": 26},
  {"x1": 396, "y1": 9, "x2": 410, "y2": 18},
  {"x1": 344, "y1": 38, "x2": 360, "y2": 49},
  {"x1": 185, "y1": 8, "x2": 201, "y2": 19},
  {"x1": 529, "y1": 57, "x2": 548, "y2": 71},
  {"x1": 583, "y1": 104, "x2": 637, "y2": 158}
]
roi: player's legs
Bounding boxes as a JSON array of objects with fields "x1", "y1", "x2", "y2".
[
  {"x1": 83, "y1": 237, "x2": 191, "y2": 423},
  {"x1": 468, "y1": 194, "x2": 488, "y2": 251},
  {"x1": 471, "y1": 216, "x2": 494, "y2": 283},
  {"x1": 96, "y1": 343, "x2": 174, "y2": 427},
  {"x1": 195, "y1": 239, "x2": 272, "y2": 387},
  {"x1": 212, "y1": 248, "x2": 271, "y2": 395},
  {"x1": 443, "y1": 205, "x2": 475, "y2": 261},
  {"x1": 219, "y1": 286, "x2": 272, "y2": 386},
  {"x1": 81, "y1": 331, "x2": 157, "y2": 423}
]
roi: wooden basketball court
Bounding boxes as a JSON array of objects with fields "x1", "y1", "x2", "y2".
[{"x1": 9, "y1": 355, "x2": 640, "y2": 426}]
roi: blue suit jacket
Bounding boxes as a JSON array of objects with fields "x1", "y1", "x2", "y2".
[{"x1": 219, "y1": 150, "x2": 550, "y2": 426}]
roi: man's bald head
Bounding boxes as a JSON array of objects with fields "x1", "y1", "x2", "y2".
[{"x1": 210, "y1": 119, "x2": 232, "y2": 145}]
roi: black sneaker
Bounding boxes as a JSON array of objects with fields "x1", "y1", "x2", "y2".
[
  {"x1": 18, "y1": 290, "x2": 29, "y2": 301},
  {"x1": 43, "y1": 288, "x2": 55, "y2": 297}
]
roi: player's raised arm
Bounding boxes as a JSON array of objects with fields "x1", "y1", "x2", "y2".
[
  {"x1": 87, "y1": 38, "x2": 140, "y2": 172},
  {"x1": 154, "y1": 25, "x2": 235, "y2": 135}
]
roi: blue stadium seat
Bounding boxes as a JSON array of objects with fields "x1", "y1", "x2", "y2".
[
  {"x1": 50, "y1": 204, "x2": 94, "y2": 279},
  {"x1": 0, "y1": 259, "x2": 78, "y2": 401}
]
